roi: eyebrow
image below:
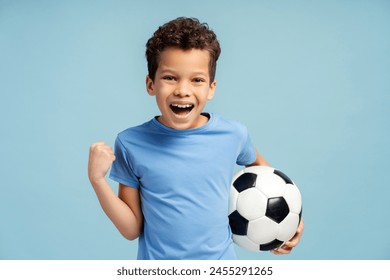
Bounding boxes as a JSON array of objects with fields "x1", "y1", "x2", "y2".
[{"x1": 159, "y1": 68, "x2": 208, "y2": 77}]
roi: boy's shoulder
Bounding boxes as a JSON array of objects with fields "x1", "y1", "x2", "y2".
[
  {"x1": 213, "y1": 113, "x2": 250, "y2": 132},
  {"x1": 116, "y1": 118, "x2": 155, "y2": 140}
]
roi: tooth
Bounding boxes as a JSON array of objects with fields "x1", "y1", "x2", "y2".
[{"x1": 172, "y1": 104, "x2": 192, "y2": 108}]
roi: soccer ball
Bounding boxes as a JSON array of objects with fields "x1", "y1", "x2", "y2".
[{"x1": 228, "y1": 166, "x2": 302, "y2": 251}]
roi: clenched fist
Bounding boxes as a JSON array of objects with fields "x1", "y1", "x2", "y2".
[{"x1": 88, "y1": 142, "x2": 116, "y2": 184}]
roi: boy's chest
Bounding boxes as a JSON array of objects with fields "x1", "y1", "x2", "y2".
[{"x1": 132, "y1": 133, "x2": 240, "y2": 195}]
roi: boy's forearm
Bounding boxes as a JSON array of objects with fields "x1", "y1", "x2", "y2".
[{"x1": 90, "y1": 178, "x2": 141, "y2": 240}]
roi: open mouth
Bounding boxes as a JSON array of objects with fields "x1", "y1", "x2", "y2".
[{"x1": 170, "y1": 104, "x2": 194, "y2": 116}]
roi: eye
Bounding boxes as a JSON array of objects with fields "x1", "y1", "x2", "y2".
[
  {"x1": 162, "y1": 75, "x2": 176, "y2": 81},
  {"x1": 193, "y1": 77, "x2": 206, "y2": 83}
]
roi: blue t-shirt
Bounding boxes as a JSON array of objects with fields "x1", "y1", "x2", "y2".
[{"x1": 109, "y1": 113, "x2": 256, "y2": 259}]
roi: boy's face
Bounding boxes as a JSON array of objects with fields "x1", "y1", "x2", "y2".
[{"x1": 146, "y1": 47, "x2": 216, "y2": 130}]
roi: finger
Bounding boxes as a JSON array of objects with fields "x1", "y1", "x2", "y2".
[
  {"x1": 284, "y1": 232, "x2": 300, "y2": 247},
  {"x1": 271, "y1": 248, "x2": 283, "y2": 255},
  {"x1": 105, "y1": 148, "x2": 115, "y2": 158},
  {"x1": 104, "y1": 147, "x2": 116, "y2": 159},
  {"x1": 90, "y1": 143, "x2": 105, "y2": 153},
  {"x1": 284, "y1": 232, "x2": 301, "y2": 248},
  {"x1": 90, "y1": 141, "x2": 106, "y2": 148},
  {"x1": 272, "y1": 245, "x2": 292, "y2": 255},
  {"x1": 297, "y1": 218, "x2": 305, "y2": 232},
  {"x1": 91, "y1": 143, "x2": 113, "y2": 153}
]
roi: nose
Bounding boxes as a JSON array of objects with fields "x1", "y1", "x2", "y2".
[{"x1": 174, "y1": 81, "x2": 191, "y2": 97}]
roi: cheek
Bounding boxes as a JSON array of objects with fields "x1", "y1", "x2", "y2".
[
  {"x1": 156, "y1": 94, "x2": 167, "y2": 106},
  {"x1": 156, "y1": 84, "x2": 172, "y2": 96}
]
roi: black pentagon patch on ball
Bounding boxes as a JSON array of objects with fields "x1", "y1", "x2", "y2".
[
  {"x1": 274, "y1": 169, "x2": 293, "y2": 185},
  {"x1": 228, "y1": 210, "x2": 248, "y2": 235},
  {"x1": 266, "y1": 197, "x2": 290, "y2": 223},
  {"x1": 233, "y1": 172, "x2": 257, "y2": 192},
  {"x1": 260, "y1": 239, "x2": 284, "y2": 251}
]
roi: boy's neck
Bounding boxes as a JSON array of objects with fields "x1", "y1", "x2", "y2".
[{"x1": 155, "y1": 112, "x2": 211, "y2": 130}]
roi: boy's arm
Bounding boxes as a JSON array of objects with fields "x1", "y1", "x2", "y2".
[
  {"x1": 246, "y1": 149, "x2": 270, "y2": 167},
  {"x1": 88, "y1": 142, "x2": 143, "y2": 240},
  {"x1": 247, "y1": 148, "x2": 304, "y2": 254}
]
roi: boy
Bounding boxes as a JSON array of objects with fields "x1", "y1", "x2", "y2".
[{"x1": 88, "y1": 17, "x2": 303, "y2": 259}]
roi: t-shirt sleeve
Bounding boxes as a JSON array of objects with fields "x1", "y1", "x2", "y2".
[
  {"x1": 109, "y1": 136, "x2": 140, "y2": 188},
  {"x1": 236, "y1": 125, "x2": 257, "y2": 166}
]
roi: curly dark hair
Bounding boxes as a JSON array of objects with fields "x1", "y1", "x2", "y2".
[{"x1": 146, "y1": 17, "x2": 221, "y2": 84}]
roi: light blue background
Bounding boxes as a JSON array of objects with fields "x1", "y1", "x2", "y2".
[{"x1": 1, "y1": 0, "x2": 389, "y2": 260}]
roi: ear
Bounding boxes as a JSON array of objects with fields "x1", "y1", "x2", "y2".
[
  {"x1": 207, "y1": 80, "x2": 217, "y2": 100},
  {"x1": 146, "y1": 75, "x2": 155, "y2": 96}
]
